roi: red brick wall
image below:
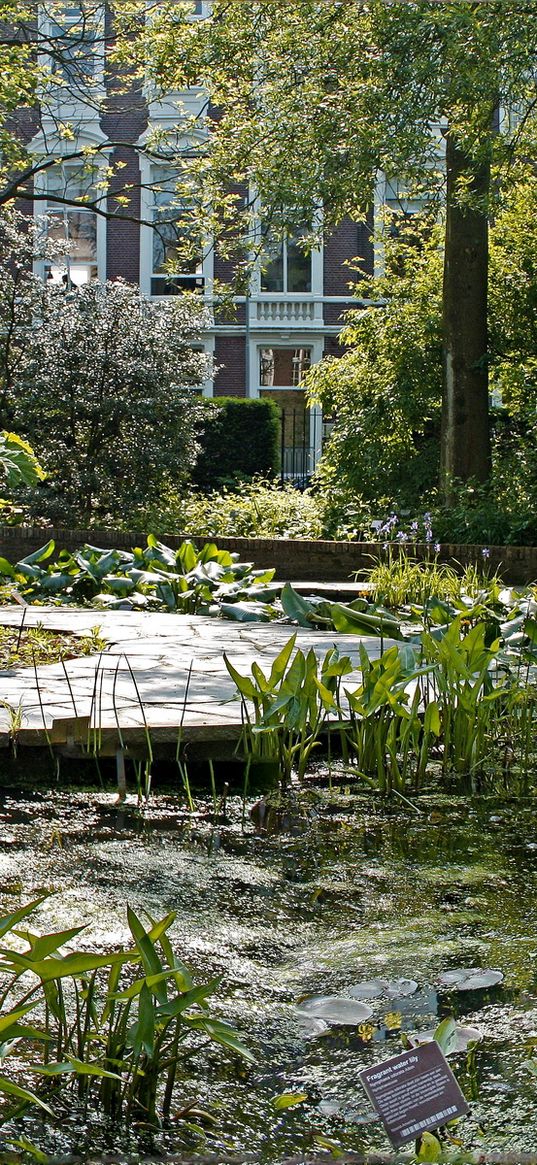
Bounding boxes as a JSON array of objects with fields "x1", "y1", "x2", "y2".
[
  {"x1": 214, "y1": 336, "x2": 246, "y2": 396},
  {"x1": 1, "y1": 527, "x2": 535, "y2": 585}
]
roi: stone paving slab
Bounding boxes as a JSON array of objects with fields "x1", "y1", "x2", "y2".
[{"x1": 0, "y1": 606, "x2": 391, "y2": 753}]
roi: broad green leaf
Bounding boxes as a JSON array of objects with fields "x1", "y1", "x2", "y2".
[
  {"x1": 0, "y1": 556, "x2": 15, "y2": 577},
  {"x1": 0, "y1": 947, "x2": 135, "y2": 981},
  {"x1": 269, "y1": 632, "x2": 297, "y2": 685},
  {"x1": 424, "y1": 700, "x2": 441, "y2": 737},
  {"x1": 127, "y1": 982, "x2": 155, "y2": 1058},
  {"x1": 18, "y1": 925, "x2": 87, "y2": 962},
  {"x1": 156, "y1": 979, "x2": 220, "y2": 1017},
  {"x1": 220, "y1": 601, "x2": 272, "y2": 622},
  {"x1": 224, "y1": 653, "x2": 258, "y2": 701},
  {"x1": 330, "y1": 602, "x2": 403, "y2": 639},
  {"x1": 5, "y1": 1137, "x2": 49, "y2": 1164},
  {"x1": 186, "y1": 1016, "x2": 255, "y2": 1062},
  {"x1": 18, "y1": 540, "x2": 55, "y2": 566},
  {"x1": 127, "y1": 906, "x2": 167, "y2": 1002},
  {"x1": 280, "y1": 583, "x2": 316, "y2": 628},
  {"x1": 0, "y1": 1004, "x2": 37, "y2": 1034}
]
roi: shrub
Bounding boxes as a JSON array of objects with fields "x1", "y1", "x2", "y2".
[
  {"x1": 193, "y1": 396, "x2": 281, "y2": 488},
  {"x1": 136, "y1": 478, "x2": 325, "y2": 539}
]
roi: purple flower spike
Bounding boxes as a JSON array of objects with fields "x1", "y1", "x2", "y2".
[
  {"x1": 434, "y1": 542, "x2": 441, "y2": 553},
  {"x1": 482, "y1": 547, "x2": 491, "y2": 559}
]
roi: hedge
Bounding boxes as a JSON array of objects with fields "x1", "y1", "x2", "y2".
[{"x1": 193, "y1": 396, "x2": 281, "y2": 488}]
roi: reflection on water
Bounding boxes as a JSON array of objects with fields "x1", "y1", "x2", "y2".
[{"x1": 1, "y1": 784, "x2": 537, "y2": 1160}]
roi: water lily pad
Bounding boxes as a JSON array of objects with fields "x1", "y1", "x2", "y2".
[
  {"x1": 437, "y1": 967, "x2": 503, "y2": 991},
  {"x1": 297, "y1": 995, "x2": 373, "y2": 1025},
  {"x1": 346, "y1": 979, "x2": 385, "y2": 1000},
  {"x1": 409, "y1": 1025, "x2": 482, "y2": 1054},
  {"x1": 382, "y1": 978, "x2": 418, "y2": 997},
  {"x1": 346, "y1": 977, "x2": 418, "y2": 1000},
  {"x1": 293, "y1": 1012, "x2": 330, "y2": 1038}
]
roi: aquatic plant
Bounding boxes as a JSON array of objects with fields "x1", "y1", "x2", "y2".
[
  {"x1": 0, "y1": 537, "x2": 278, "y2": 618},
  {"x1": 0, "y1": 897, "x2": 253, "y2": 1128},
  {"x1": 224, "y1": 634, "x2": 353, "y2": 784}
]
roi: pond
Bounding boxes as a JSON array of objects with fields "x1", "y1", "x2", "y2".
[{"x1": 1, "y1": 781, "x2": 537, "y2": 1161}]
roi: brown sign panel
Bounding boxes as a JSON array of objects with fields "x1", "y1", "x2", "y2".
[{"x1": 359, "y1": 1041, "x2": 469, "y2": 1148}]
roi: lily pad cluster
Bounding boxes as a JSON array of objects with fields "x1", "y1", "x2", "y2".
[{"x1": 295, "y1": 968, "x2": 503, "y2": 1046}]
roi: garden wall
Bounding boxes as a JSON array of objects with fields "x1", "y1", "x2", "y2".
[{"x1": 1, "y1": 527, "x2": 537, "y2": 584}]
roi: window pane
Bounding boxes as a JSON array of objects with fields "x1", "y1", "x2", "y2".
[
  {"x1": 49, "y1": 15, "x2": 98, "y2": 84},
  {"x1": 151, "y1": 166, "x2": 202, "y2": 279},
  {"x1": 152, "y1": 219, "x2": 198, "y2": 275},
  {"x1": 286, "y1": 234, "x2": 311, "y2": 292},
  {"x1": 260, "y1": 347, "x2": 312, "y2": 387},
  {"x1": 48, "y1": 209, "x2": 96, "y2": 261},
  {"x1": 260, "y1": 232, "x2": 284, "y2": 292}
]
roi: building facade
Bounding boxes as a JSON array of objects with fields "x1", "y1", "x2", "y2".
[{"x1": 17, "y1": 1, "x2": 378, "y2": 479}]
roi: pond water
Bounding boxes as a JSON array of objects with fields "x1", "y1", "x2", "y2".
[{"x1": 1, "y1": 781, "x2": 537, "y2": 1161}]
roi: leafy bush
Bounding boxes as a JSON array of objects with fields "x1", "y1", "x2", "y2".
[
  {"x1": 138, "y1": 478, "x2": 326, "y2": 540},
  {"x1": 193, "y1": 397, "x2": 281, "y2": 488},
  {"x1": 8, "y1": 279, "x2": 209, "y2": 525}
]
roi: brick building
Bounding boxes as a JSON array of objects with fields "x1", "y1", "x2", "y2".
[{"x1": 16, "y1": 1, "x2": 386, "y2": 479}]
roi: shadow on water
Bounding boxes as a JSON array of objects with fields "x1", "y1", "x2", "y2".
[{"x1": 1, "y1": 781, "x2": 537, "y2": 1160}]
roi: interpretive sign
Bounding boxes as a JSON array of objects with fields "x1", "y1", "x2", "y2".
[{"x1": 359, "y1": 1042, "x2": 469, "y2": 1148}]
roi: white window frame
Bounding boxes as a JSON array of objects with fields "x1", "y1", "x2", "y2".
[
  {"x1": 248, "y1": 336, "x2": 325, "y2": 397},
  {"x1": 33, "y1": 155, "x2": 107, "y2": 284},
  {"x1": 139, "y1": 153, "x2": 213, "y2": 299},
  {"x1": 39, "y1": 3, "x2": 106, "y2": 117},
  {"x1": 254, "y1": 226, "x2": 323, "y2": 298}
]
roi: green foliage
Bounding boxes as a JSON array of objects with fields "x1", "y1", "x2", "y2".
[
  {"x1": 310, "y1": 175, "x2": 537, "y2": 535},
  {"x1": 307, "y1": 220, "x2": 443, "y2": 512},
  {"x1": 223, "y1": 577, "x2": 537, "y2": 794},
  {"x1": 0, "y1": 537, "x2": 279, "y2": 616},
  {"x1": 6, "y1": 275, "x2": 209, "y2": 525},
  {"x1": 225, "y1": 633, "x2": 353, "y2": 783},
  {"x1": 0, "y1": 898, "x2": 252, "y2": 1128},
  {"x1": 140, "y1": 478, "x2": 325, "y2": 540},
  {"x1": 0, "y1": 431, "x2": 44, "y2": 488},
  {"x1": 193, "y1": 397, "x2": 281, "y2": 489}
]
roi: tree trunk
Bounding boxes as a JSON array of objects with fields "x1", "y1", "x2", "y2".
[{"x1": 440, "y1": 131, "x2": 491, "y2": 502}]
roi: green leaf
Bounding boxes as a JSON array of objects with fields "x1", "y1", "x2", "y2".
[
  {"x1": 224, "y1": 653, "x2": 258, "y2": 700},
  {"x1": 423, "y1": 700, "x2": 441, "y2": 737},
  {"x1": 0, "y1": 1004, "x2": 38, "y2": 1034},
  {"x1": 433, "y1": 1016, "x2": 458, "y2": 1056},
  {"x1": 5, "y1": 1137, "x2": 49, "y2": 1164},
  {"x1": 128, "y1": 982, "x2": 155, "y2": 1058},
  {"x1": 0, "y1": 896, "x2": 49, "y2": 940},
  {"x1": 187, "y1": 1016, "x2": 255, "y2": 1062},
  {"x1": 127, "y1": 906, "x2": 167, "y2": 1003},
  {"x1": 0, "y1": 556, "x2": 15, "y2": 578},
  {"x1": 0, "y1": 1074, "x2": 54, "y2": 1116},
  {"x1": 18, "y1": 540, "x2": 55, "y2": 566},
  {"x1": 220, "y1": 601, "x2": 272, "y2": 622},
  {"x1": 280, "y1": 583, "x2": 316, "y2": 628},
  {"x1": 19, "y1": 925, "x2": 87, "y2": 962},
  {"x1": 0, "y1": 947, "x2": 135, "y2": 981},
  {"x1": 417, "y1": 1131, "x2": 442, "y2": 1162},
  {"x1": 157, "y1": 979, "x2": 220, "y2": 1017},
  {"x1": 272, "y1": 1091, "x2": 308, "y2": 1110},
  {"x1": 330, "y1": 602, "x2": 403, "y2": 639}
]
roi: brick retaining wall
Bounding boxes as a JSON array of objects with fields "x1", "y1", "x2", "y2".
[{"x1": 1, "y1": 526, "x2": 536, "y2": 584}]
